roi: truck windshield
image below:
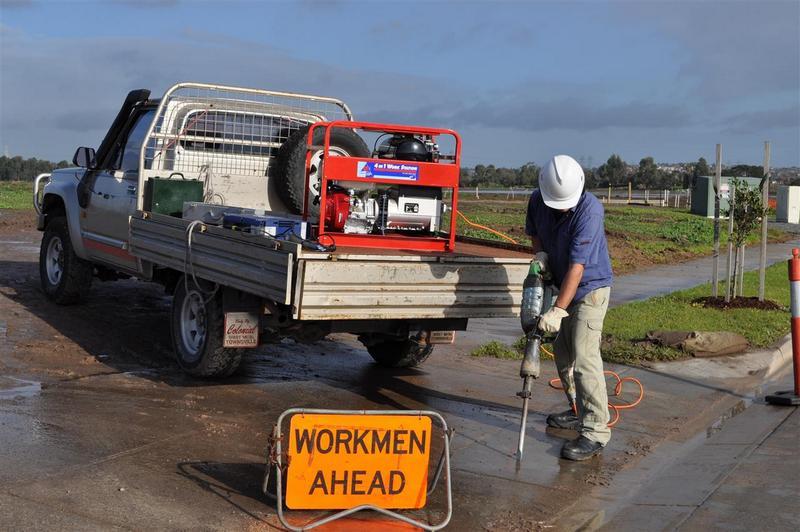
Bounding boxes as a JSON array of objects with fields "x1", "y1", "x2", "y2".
[{"x1": 119, "y1": 109, "x2": 157, "y2": 173}]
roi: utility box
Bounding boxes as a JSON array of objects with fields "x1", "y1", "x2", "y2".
[
  {"x1": 776, "y1": 186, "x2": 800, "y2": 224},
  {"x1": 143, "y1": 178, "x2": 204, "y2": 217},
  {"x1": 690, "y1": 176, "x2": 762, "y2": 218}
]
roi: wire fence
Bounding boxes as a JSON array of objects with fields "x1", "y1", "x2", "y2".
[{"x1": 453, "y1": 186, "x2": 693, "y2": 209}]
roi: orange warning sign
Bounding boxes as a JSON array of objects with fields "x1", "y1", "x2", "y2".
[{"x1": 286, "y1": 414, "x2": 432, "y2": 510}]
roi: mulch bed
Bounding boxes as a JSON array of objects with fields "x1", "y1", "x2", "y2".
[{"x1": 692, "y1": 296, "x2": 783, "y2": 310}]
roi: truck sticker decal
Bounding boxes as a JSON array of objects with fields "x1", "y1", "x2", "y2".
[{"x1": 356, "y1": 161, "x2": 419, "y2": 181}]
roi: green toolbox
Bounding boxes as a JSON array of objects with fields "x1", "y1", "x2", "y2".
[{"x1": 143, "y1": 178, "x2": 204, "y2": 216}]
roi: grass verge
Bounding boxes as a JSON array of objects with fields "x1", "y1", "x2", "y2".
[
  {"x1": 471, "y1": 262, "x2": 789, "y2": 365},
  {"x1": 602, "y1": 262, "x2": 789, "y2": 364},
  {"x1": 0, "y1": 181, "x2": 32, "y2": 209},
  {"x1": 470, "y1": 336, "x2": 555, "y2": 361}
]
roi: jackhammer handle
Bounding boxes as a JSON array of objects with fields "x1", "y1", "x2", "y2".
[{"x1": 519, "y1": 334, "x2": 541, "y2": 379}]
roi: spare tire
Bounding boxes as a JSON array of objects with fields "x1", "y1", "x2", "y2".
[{"x1": 274, "y1": 124, "x2": 369, "y2": 216}]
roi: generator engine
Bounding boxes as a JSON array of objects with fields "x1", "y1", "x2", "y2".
[{"x1": 323, "y1": 134, "x2": 446, "y2": 236}]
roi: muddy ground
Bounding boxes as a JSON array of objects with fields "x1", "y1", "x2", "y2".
[{"x1": 0, "y1": 209, "x2": 720, "y2": 530}]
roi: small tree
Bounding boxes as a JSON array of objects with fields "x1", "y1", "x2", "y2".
[
  {"x1": 724, "y1": 178, "x2": 766, "y2": 298},
  {"x1": 637, "y1": 156, "x2": 659, "y2": 188},
  {"x1": 693, "y1": 157, "x2": 710, "y2": 178}
]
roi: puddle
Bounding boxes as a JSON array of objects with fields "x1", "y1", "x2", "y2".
[{"x1": 0, "y1": 377, "x2": 42, "y2": 400}]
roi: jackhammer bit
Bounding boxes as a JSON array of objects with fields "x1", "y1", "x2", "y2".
[
  {"x1": 516, "y1": 329, "x2": 541, "y2": 462},
  {"x1": 515, "y1": 261, "x2": 554, "y2": 463}
]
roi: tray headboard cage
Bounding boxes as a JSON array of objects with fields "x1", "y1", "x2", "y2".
[{"x1": 140, "y1": 83, "x2": 353, "y2": 183}]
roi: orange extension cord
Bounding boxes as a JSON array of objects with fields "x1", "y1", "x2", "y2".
[
  {"x1": 541, "y1": 345, "x2": 644, "y2": 428},
  {"x1": 456, "y1": 210, "x2": 518, "y2": 244}
]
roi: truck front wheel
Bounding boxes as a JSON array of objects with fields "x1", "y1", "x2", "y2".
[
  {"x1": 171, "y1": 278, "x2": 242, "y2": 378},
  {"x1": 39, "y1": 216, "x2": 92, "y2": 304},
  {"x1": 359, "y1": 332, "x2": 434, "y2": 368}
]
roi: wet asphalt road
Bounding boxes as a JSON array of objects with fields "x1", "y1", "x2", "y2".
[
  {"x1": 0, "y1": 212, "x2": 793, "y2": 530},
  {"x1": 0, "y1": 219, "x2": 620, "y2": 530}
]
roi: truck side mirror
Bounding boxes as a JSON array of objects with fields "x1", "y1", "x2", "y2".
[{"x1": 73, "y1": 147, "x2": 96, "y2": 169}]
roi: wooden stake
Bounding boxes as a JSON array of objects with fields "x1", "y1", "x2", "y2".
[
  {"x1": 736, "y1": 246, "x2": 741, "y2": 303},
  {"x1": 738, "y1": 244, "x2": 746, "y2": 297},
  {"x1": 725, "y1": 181, "x2": 735, "y2": 303},
  {"x1": 628, "y1": 182, "x2": 632, "y2": 204},
  {"x1": 758, "y1": 141, "x2": 771, "y2": 301},
  {"x1": 712, "y1": 144, "x2": 722, "y2": 297}
]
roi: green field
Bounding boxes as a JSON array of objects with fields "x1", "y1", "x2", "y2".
[
  {"x1": 454, "y1": 198, "x2": 788, "y2": 274},
  {"x1": 0, "y1": 181, "x2": 32, "y2": 209}
]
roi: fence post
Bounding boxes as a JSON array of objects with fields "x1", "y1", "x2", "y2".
[
  {"x1": 608, "y1": 185, "x2": 611, "y2": 204},
  {"x1": 765, "y1": 248, "x2": 800, "y2": 405},
  {"x1": 712, "y1": 144, "x2": 722, "y2": 297},
  {"x1": 725, "y1": 184, "x2": 736, "y2": 303},
  {"x1": 758, "y1": 141, "x2": 771, "y2": 301},
  {"x1": 628, "y1": 182, "x2": 632, "y2": 204}
]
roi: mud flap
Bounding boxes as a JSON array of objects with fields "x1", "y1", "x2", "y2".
[{"x1": 222, "y1": 288, "x2": 261, "y2": 348}]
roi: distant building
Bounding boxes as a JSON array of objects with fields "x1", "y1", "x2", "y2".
[{"x1": 690, "y1": 176, "x2": 762, "y2": 217}]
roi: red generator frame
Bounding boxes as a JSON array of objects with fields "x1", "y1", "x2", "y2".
[{"x1": 302, "y1": 121, "x2": 462, "y2": 252}]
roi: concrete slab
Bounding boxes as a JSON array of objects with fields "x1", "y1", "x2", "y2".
[{"x1": 678, "y1": 408, "x2": 800, "y2": 531}]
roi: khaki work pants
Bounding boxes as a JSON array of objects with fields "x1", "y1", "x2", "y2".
[{"x1": 552, "y1": 286, "x2": 611, "y2": 445}]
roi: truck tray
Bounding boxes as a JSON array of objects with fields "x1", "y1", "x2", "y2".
[
  {"x1": 129, "y1": 212, "x2": 296, "y2": 304},
  {"x1": 128, "y1": 212, "x2": 530, "y2": 321}
]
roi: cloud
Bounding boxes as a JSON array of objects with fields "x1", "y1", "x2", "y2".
[
  {"x1": 618, "y1": 1, "x2": 800, "y2": 103},
  {"x1": 363, "y1": 91, "x2": 693, "y2": 132},
  {"x1": 0, "y1": 0, "x2": 33, "y2": 8},
  {"x1": 721, "y1": 104, "x2": 800, "y2": 135},
  {"x1": 110, "y1": 0, "x2": 179, "y2": 7},
  {"x1": 450, "y1": 97, "x2": 692, "y2": 131},
  {"x1": 0, "y1": 28, "x2": 463, "y2": 159}
]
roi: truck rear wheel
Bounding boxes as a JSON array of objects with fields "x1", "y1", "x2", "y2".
[
  {"x1": 360, "y1": 333, "x2": 434, "y2": 368},
  {"x1": 171, "y1": 278, "x2": 242, "y2": 378},
  {"x1": 39, "y1": 216, "x2": 92, "y2": 304},
  {"x1": 274, "y1": 125, "x2": 369, "y2": 217}
]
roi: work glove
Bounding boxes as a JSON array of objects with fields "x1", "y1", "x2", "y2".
[
  {"x1": 539, "y1": 306, "x2": 569, "y2": 334},
  {"x1": 531, "y1": 251, "x2": 549, "y2": 276}
]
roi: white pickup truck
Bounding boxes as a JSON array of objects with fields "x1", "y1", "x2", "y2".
[{"x1": 33, "y1": 82, "x2": 530, "y2": 377}]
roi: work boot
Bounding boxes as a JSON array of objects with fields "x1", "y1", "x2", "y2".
[
  {"x1": 561, "y1": 436, "x2": 604, "y2": 461},
  {"x1": 546, "y1": 409, "x2": 580, "y2": 430}
]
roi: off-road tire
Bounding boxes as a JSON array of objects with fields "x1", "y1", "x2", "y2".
[
  {"x1": 360, "y1": 334, "x2": 434, "y2": 368},
  {"x1": 171, "y1": 278, "x2": 243, "y2": 378},
  {"x1": 274, "y1": 125, "x2": 369, "y2": 216},
  {"x1": 39, "y1": 216, "x2": 92, "y2": 304}
]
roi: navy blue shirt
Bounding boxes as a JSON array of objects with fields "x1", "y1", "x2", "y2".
[{"x1": 525, "y1": 190, "x2": 613, "y2": 303}]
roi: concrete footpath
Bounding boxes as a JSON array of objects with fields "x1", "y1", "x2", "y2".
[
  {"x1": 464, "y1": 238, "x2": 800, "y2": 347},
  {"x1": 602, "y1": 371, "x2": 799, "y2": 530}
]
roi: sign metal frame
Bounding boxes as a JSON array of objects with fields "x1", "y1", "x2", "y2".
[{"x1": 263, "y1": 408, "x2": 453, "y2": 531}]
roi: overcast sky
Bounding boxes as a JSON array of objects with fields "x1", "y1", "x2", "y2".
[{"x1": 1, "y1": 0, "x2": 798, "y2": 167}]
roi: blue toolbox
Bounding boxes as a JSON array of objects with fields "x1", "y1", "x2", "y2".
[{"x1": 222, "y1": 212, "x2": 308, "y2": 239}]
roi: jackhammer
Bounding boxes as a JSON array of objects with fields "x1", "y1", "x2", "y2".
[{"x1": 516, "y1": 261, "x2": 558, "y2": 461}]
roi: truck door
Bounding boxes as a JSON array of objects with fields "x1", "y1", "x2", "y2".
[{"x1": 81, "y1": 109, "x2": 155, "y2": 270}]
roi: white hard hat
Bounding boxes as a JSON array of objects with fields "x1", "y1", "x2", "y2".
[{"x1": 539, "y1": 155, "x2": 585, "y2": 209}]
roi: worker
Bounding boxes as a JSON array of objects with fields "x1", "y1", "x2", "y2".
[{"x1": 525, "y1": 155, "x2": 613, "y2": 461}]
